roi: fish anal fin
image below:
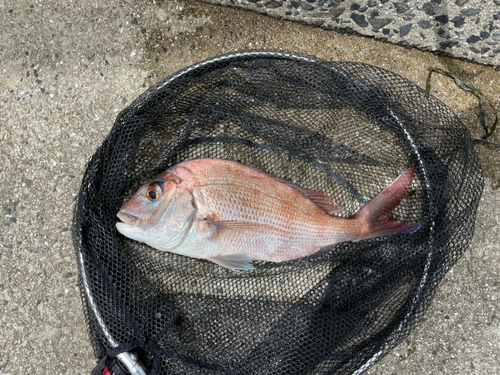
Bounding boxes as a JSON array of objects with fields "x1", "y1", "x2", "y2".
[
  {"x1": 274, "y1": 177, "x2": 344, "y2": 214},
  {"x1": 208, "y1": 253, "x2": 255, "y2": 271}
]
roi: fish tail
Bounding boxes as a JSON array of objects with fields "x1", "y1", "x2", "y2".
[{"x1": 352, "y1": 167, "x2": 417, "y2": 240}]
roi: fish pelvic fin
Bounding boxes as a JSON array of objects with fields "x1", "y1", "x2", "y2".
[
  {"x1": 352, "y1": 167, "x2": 417, "y2": 240},
  {"x1": 208, "y1": 253, "x2": 256, "y2": 271}
]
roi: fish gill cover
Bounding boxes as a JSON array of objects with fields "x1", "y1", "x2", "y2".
[{"x1": 72, "y1": 51, "x2": 483, "y2": 375}]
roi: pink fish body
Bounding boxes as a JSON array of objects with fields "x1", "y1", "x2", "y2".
[{"x1": 116, "y1": 159, "x2": 415, "y2": 270}]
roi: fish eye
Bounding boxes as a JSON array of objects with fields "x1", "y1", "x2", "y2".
[{"x1": 146, "y1": 182, "x2": 163, "y2": 201}]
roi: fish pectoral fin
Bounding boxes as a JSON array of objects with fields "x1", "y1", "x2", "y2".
[
  {"x1": 206, "y1": 219, "x2": 264, "y2": 229},
  {"x1": 274, "y1": 177, "x2": 344, "y2": 214},
  {"x1": 204, "y1": 219, "x2": 273, "y2": 245},
  {"x1": 204, "y1": 219, "x2": 268, "y2": 238},
  {"x1": 208, "y1": 253, "x2": 256, "y2": 271}
]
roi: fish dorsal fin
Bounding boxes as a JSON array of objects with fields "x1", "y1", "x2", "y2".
[
  {"x1": 240, "y1": 164, "x2": 343, "y2": 215},
  {"x1": 274, "y1": 177, "x2": 344, "y2": 215},
  {"x1": 208, "y1": 253, "x2": 255, "y2": 271}
]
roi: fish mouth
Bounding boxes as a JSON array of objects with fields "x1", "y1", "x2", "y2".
[{"x1": 116, "y1": 211, "x2": 140, "y2": 227}]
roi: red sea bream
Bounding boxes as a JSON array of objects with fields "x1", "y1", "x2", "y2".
[{"x1": 116, "y1": 159, "x2": 415, "y2": 270}]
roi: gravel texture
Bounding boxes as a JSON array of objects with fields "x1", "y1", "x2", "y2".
[
  {"x1": 0, "y1": 0, "x2": 499, "y2": 374},
  {"x1": 201, "y1": 0, "x2": 500, "y2": 68}
]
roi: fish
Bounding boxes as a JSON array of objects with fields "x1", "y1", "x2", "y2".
[{"x1": 116, "y1": 158, "x2": 416, "y2": 271}]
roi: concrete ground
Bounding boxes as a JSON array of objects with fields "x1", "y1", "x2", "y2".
[
  {"x1": 0, "y1": 0, "x2": 499, "y2": 374},
  {"x1": 203, "y1": 0, "x2": 500, "y2": 67}
]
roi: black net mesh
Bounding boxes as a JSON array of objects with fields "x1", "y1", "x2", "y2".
[{"x1": 73, "y1": 51, "x2": 483, "y2": 375}]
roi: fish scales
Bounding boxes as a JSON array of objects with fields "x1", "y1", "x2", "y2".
[
  {"x1": 116, "y1": 159, "x2": 416, "y2": 270},
  {"x1": 177, "y1": 160, "x2": 351, "y2": 261}
]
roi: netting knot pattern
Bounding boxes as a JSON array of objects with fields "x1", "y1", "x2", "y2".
[{"x1": 73, "y1": 51, "x2": 483, "y2": 375}]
